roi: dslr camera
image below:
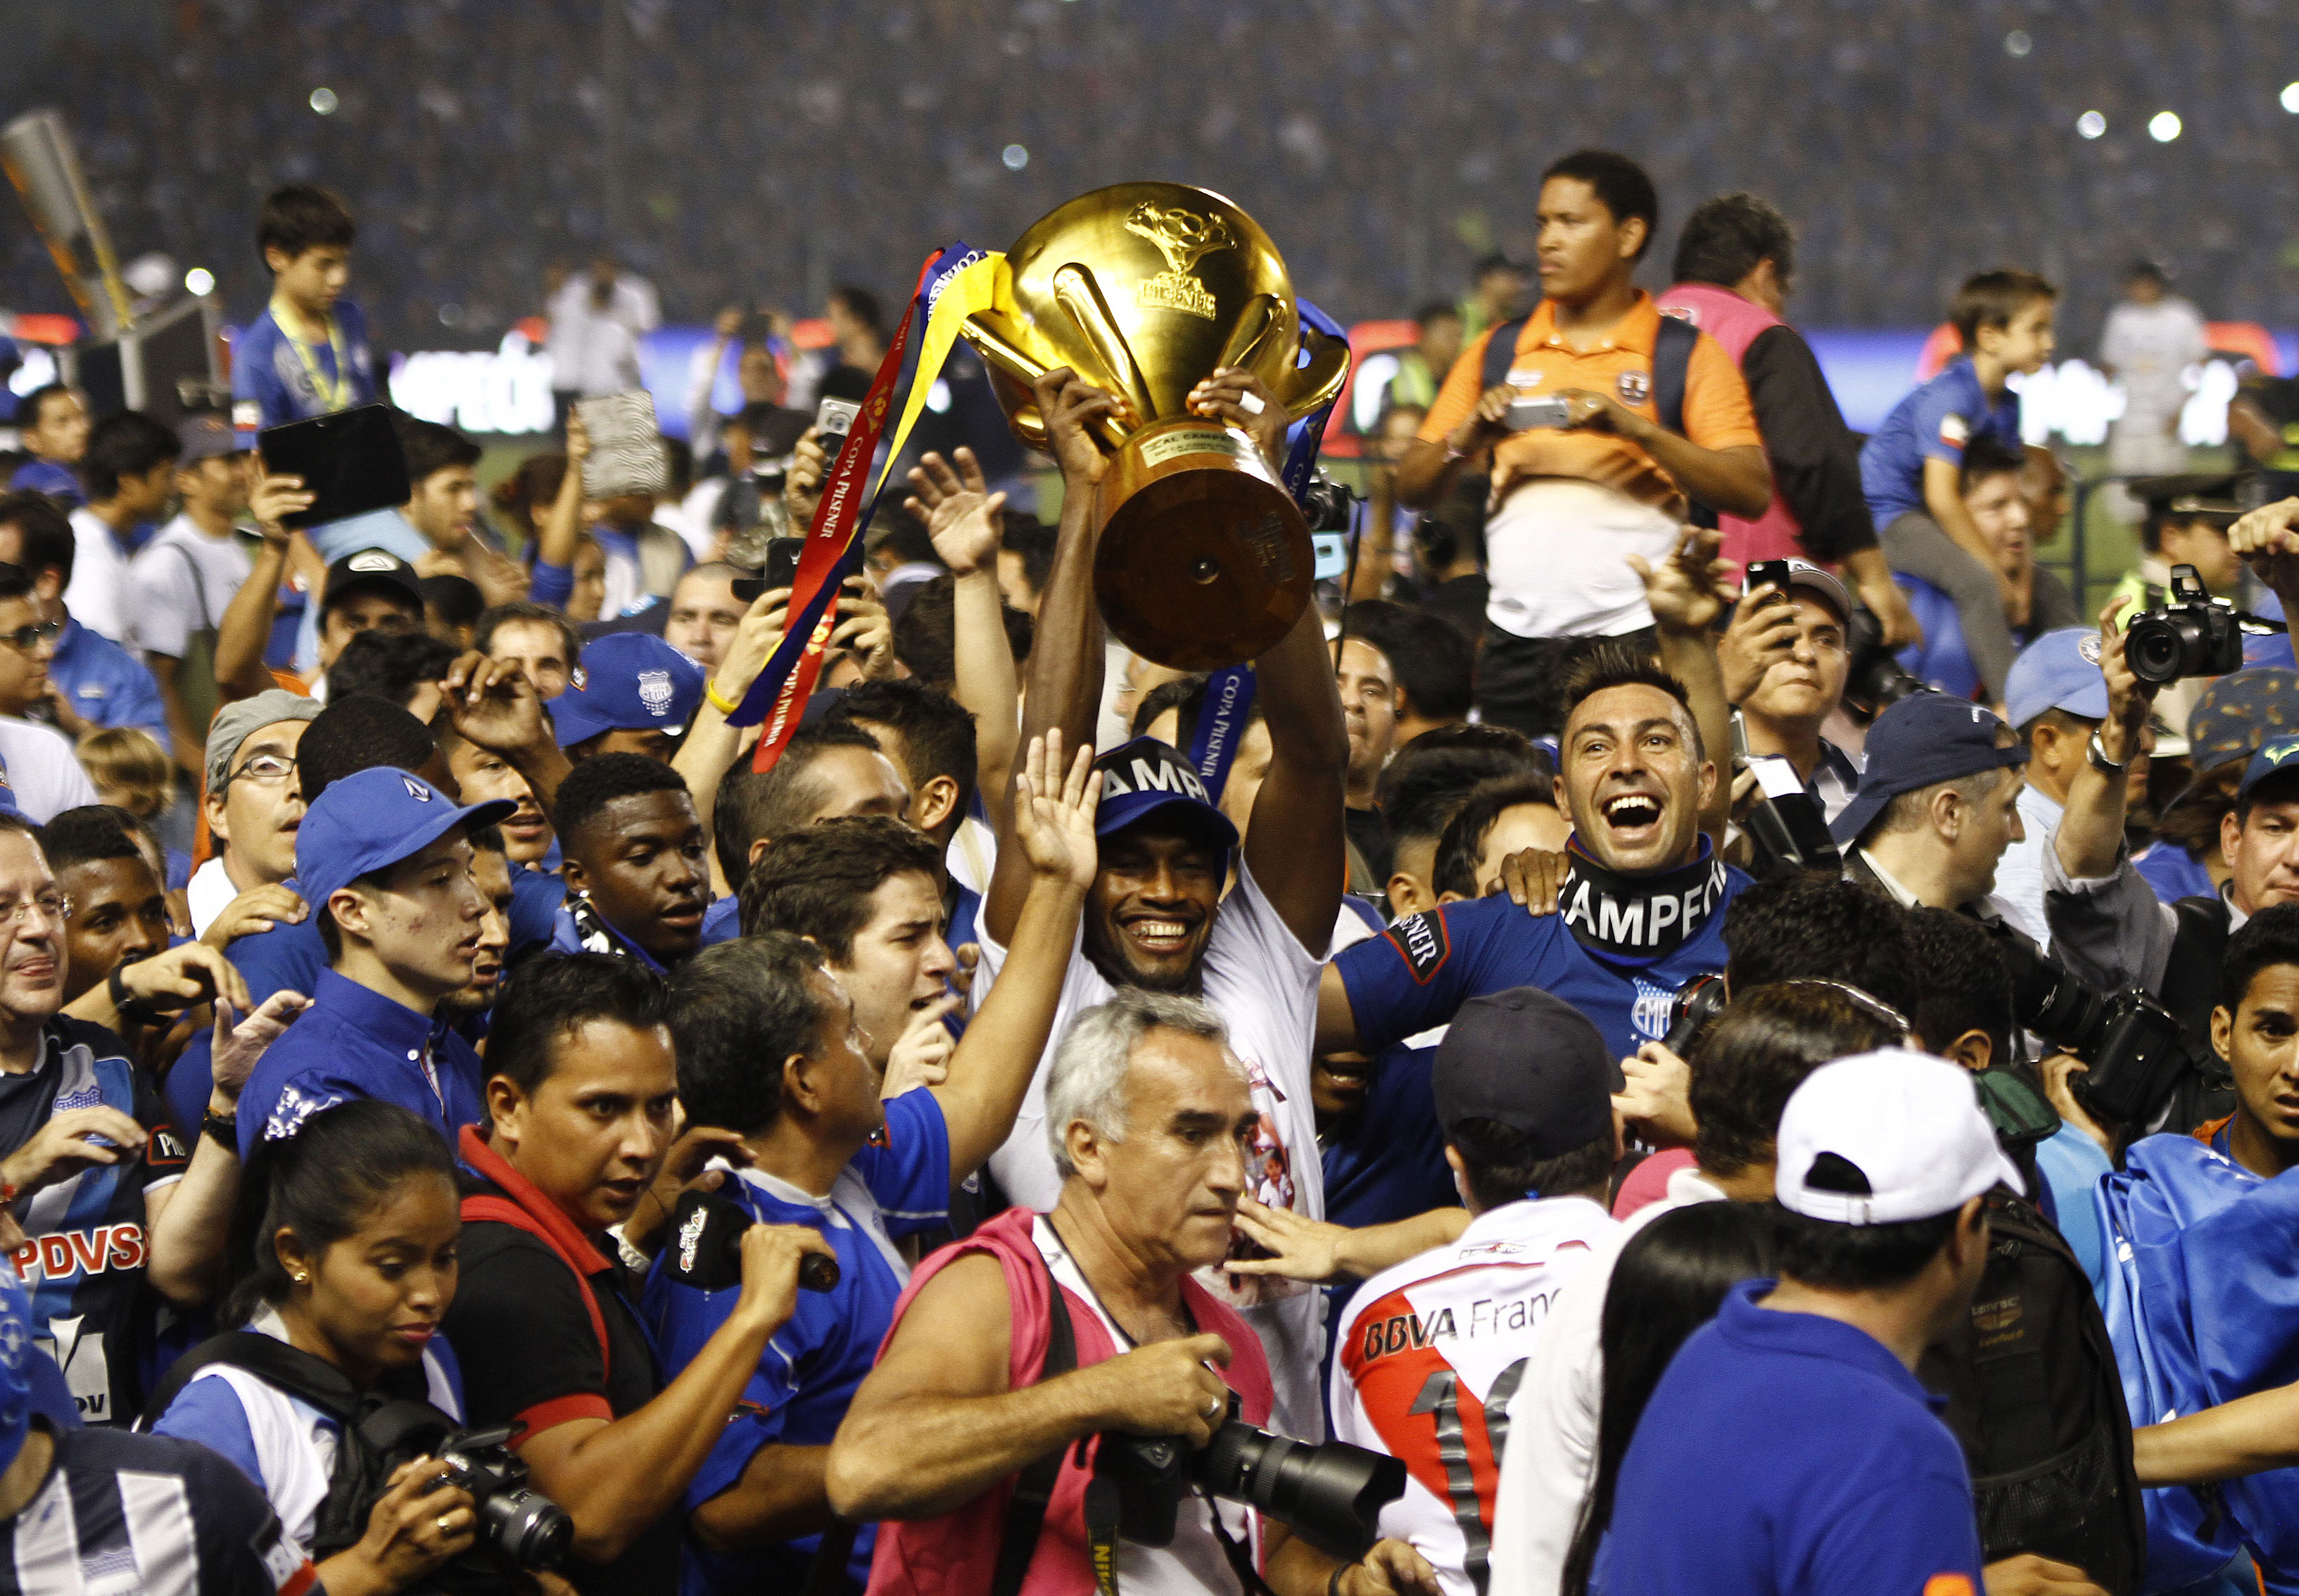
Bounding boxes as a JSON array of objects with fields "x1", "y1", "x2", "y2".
[
  {"x1": 1298, "y1": 469, "x2": 1357, "y2": 536},
  {"x1": 433, "y1": 1426, "x2": 575, "y2": 1571},
  {"x1": 1841, "y1": 606, "x2": 1925, "y2": 721},
  {"x1": 1096, "y1": 1392, "x2": 1405, "y2": 1562},
  {"x1": 666, "y1": 1188, "x2": 842, "y2": 1294},
  {"x1": 2125, "y1": 564, "x2": 2247, "y2": 686},
  {"x1": 1983, "y1": 923, "x2": 2188, "y2": 1125}
]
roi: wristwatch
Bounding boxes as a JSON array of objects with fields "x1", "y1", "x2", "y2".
[
  {"x1": 2087, "y1": 730, "x2": 2131, "y2": 775},
  {"x1": 200, "y1": 1111, "x2": 237, "y2": 1150}
]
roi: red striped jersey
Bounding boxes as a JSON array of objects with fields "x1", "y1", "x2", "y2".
[{"x1": 1330, "y1": 1197, "x2": 1619, "y2": 1596}]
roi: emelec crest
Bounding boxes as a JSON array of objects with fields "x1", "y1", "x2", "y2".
[{"x1": 1125, "y1": 201, "x2": 1234, "y2": 322}]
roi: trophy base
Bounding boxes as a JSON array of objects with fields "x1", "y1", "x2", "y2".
[{"x1": 1092, "y1": 417, "x2": 1313, "y2": 671}]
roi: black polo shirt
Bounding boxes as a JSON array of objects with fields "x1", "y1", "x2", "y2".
[{"x1": 443, "y1": 1183, "x2": 678, "y2": 1596}]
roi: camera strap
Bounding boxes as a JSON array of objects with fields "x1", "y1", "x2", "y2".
[{"x1": 988, "y1": 1253, "x2": 1080, "y2": 1596}]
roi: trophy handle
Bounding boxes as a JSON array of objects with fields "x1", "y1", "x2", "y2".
[
  {"x1": 1279, "y1": 328, "x2": 1353, "y2": 422},
  {"x1": 961, "y1": 311, "x2": 1130, "y2": 451},
  {"x1": 1051, "y1": 262, "x2": 1157, "y2": 425},
  {"x1": 1217, "y1": 295, "x2": 1284, "y2": 374}
]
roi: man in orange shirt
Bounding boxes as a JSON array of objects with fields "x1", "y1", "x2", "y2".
[{"x1": 1395, "y1": 150, "x2": 1771, "y2": 737}]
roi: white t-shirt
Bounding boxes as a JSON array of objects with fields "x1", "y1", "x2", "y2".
[
  {"x1": 63, "y1": 508, "x2": 136, "y2": 645},
  {"x1": 977, "y1": 861, "x2": 1331, "y2": 1439},
  {"x1": 188, "y1": 856, "x2": 241, "y2": 940},
  {"x1": 126, "y1": 514, "x2": 252, "y2": 660},
  {"x1": 1331, "y1": 1196, "x2": 1619, "y2": 1596},
  {"x1": 1487, "y1": 1164, "x2": 1728, "y2": 1596},
  {"x1": 0, "y1": 717, "x2": 98, "y2": 823},
  {"x1": 1483, "y1": 476, "x2": 1681, "y2": 640},
  {"x1": 1992, "y1": 781, "x2": 2065, "y2": 954},
  {"x1": 1033, "y1": 1217, "x2": 1261, "y2": 1596},
  {"x1": 2101, "y1": 296, "x2": 2209, "y2": 428}
]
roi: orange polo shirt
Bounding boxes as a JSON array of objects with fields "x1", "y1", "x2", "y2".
[{"x1": 1417, "y1": 292, "x2": 1762, "y2": 512}]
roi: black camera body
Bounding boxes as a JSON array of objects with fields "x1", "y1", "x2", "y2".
[
  {"x1": 1842, "y1": 606, "x2": 1925, "y2": 720},
  {"x1": 433, "y1": 1426, "x2": 574, "y2": 1571},
  {"x1": 2126, "y1": 564, "x2": 2246, "y2": 685},
  {"x1": 1984, "y1": 921, "x2": 2189, "y2": 1125},
  {"x1": 666, "y1": 1188, "x2": 842, "y2": 1295},
  {"x1": 1299, "y1": 471, "x2": 1357, "y2": 536},
  {"x1": 1095, "y1": 1393, "x2": 1404, "y2": 1563}
]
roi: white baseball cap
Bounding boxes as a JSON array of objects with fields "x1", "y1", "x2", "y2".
[{"x1": 1775, "y1": 1050, "x2": 2025, "y2": 1226}]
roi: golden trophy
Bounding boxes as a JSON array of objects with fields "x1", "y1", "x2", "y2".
[{"x1": 959, "y1": 182, "x2": 1350, "y2": 669}]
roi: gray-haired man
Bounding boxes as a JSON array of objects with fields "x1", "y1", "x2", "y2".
[{"x1": 189, "y1": 689, "x2": 322, "y2": 939}]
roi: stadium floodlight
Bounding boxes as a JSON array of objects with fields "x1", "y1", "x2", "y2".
[
  {"x1": 1003, "y1": 144, "x2": 1029, "y2": 170},
  {"x1": 309, "y1": 88, "x2": 338, "y2": 115},
  {"x1": 184, "y1": 267, "x2": 214, "y2": 296},
  {"x1": 2077, "y1": 110, "x2": 2106, "y2": 139},
  {"x1": 2148, "y1": 110, "x2": 2182, "y2": 141},
  {"x1": 2282, "y1": 82, "x2": 2299, "y2": 114}
]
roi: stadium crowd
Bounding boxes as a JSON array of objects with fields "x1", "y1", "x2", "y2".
[
  {"x1": 11, "y1": 1, "x2": 2294, "y2": 349},
  {"x1": 8, "y1": 127, "x2": 2299, "y2": 1596}
]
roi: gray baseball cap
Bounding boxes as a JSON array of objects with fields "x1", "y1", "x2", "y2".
[{"x1": 205, "y1": 690, "x2": 322, "y2": 794}]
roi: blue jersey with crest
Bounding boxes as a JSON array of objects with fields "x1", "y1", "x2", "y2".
[{"x1": 1333, "y1": 864, "x2": 1749, "y2": 1063}]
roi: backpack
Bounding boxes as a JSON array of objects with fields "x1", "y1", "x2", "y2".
[
  {"x1": 1917, "y1": 1190, "x2": 2146, "y2": 1595},
  {"x1": 1477, "y1": 310, "x2": 1708, "y2": 527},
  {"x1": 139, "y1": 1331, "x2": 456, "y2": 1561}
]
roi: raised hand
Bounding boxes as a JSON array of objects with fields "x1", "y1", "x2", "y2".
[
  {"x1": 2231, "y1": 497, "x2": 2299, "y2": 600},
  {"x1": 785, "y1": 429, "x2": 828, "y2": 526},
  {"x1": 1717, "y1": 576, "x2": 1803, "y2": 704},
  {"x1": 1029, "y1": 368, "x2": 1124, "y2": 489},
  {"x1": 1012, "y1": 730, "x2": 1101, "y2": 892},
  {"x1": 1225, "y1": 1196, "x2": 1351, "y2": 1283},
  {"x1": 248, "y1": 473, "x2": 313, "y2": 545},
  {"x1": 1188, "y1": 367, "x2": 1288, "y2": 472},
  {"x1": 828, "y1": 576, "x2": 897, "y2": 681},
  {"x1": 904, "y1": 448, "x2": 1006, "y2": 576},
  {"x1": 710, "y1": 585, "x2": 790, "y2": 707},
  {"x1": 1627, "y1": 524, "x2": 1731, "y2": 638},
  {"x1": 209, "y1": 990, "x2": 312, "y2": 1103},
  {"x1": 441, "y1": 652, "x2": 548, "y2": 755}
]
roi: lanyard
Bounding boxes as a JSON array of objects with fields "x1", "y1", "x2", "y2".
[{"x1": 272, "y1": 298, "x2": 353, "y2": 413}]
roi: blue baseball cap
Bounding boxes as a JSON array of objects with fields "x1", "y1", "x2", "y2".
[
  {"x1": 0, "y1": 1267, "x2": 37, "y2": 1474},
  {"x1": 296, "y1": 767, "x2": 517, "y2": 907},
  {"x1": 1091, "y1": 737, "x2": 1239, "y2": 850},
  {"x1": 2004, "y1": 628, "x2": 2110, "y2": 732},
  {"x1": 554, "y1": 633, "x2": 704, "y2": 748},
  {"x1": 2238, "y1": 736, "x2": 2299, "y2": 802},
  {"x1": 1830, "y1": 692, "x2": 2029, "y2": 846}
]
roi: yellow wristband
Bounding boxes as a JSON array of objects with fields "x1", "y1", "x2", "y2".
[{"x1": 705, "y1": 679, "x2": 743, "y2": 716}]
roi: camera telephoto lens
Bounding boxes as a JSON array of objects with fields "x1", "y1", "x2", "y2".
[
  {"x1": 478, "y1": 1486, "x2": 575, "y2": 1570},
  {"x1": 1193, "y1": 1421, "x2": 1405, "y2": 1563}
]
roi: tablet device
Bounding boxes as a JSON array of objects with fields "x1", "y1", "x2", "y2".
[{"x1": 256, "y1": 405, "x2": 411, "y2": 529}]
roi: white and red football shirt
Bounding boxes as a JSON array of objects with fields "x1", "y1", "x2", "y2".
[{"x1": 1330, "y1": 1196, "x2": 1620, "y2": 1596}]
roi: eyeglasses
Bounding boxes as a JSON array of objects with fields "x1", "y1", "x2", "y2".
[
  {"x1": 227, "y1": 752, "x2": 298, "y2": 787},
  {"x1": 0, "y1": 893, "x2": 70, "y2": 927},
  {"x1": 0, "y1": 621, "x2": 61, "y2": 654}
]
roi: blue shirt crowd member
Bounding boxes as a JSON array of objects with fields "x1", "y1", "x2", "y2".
[
  {"x1": 1320, "y1": 654, "x2": 1747, "y2": 1067},
  {"x1": 644, "y1": 1087, "x2": 951, "y2": 1593},
  {"x1": 236, "y1": 767, "x2": 514, "y2": 1158},
  {"x1": 0, "y1": 1265, "x2": 317, "y2": 1596},
  {"x1": 1599, "y1": 1051, "x2": 2013, "y2": 1596},
  {"x1": 1858, "y1": 354, "x2": 2023, "y2": 528},
  {"x1": 231, "y1": 298, "x2": 379, "y2": 438},
  {"x1": 48, "y1": 617, "x2": 168, "y2": 743}
]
